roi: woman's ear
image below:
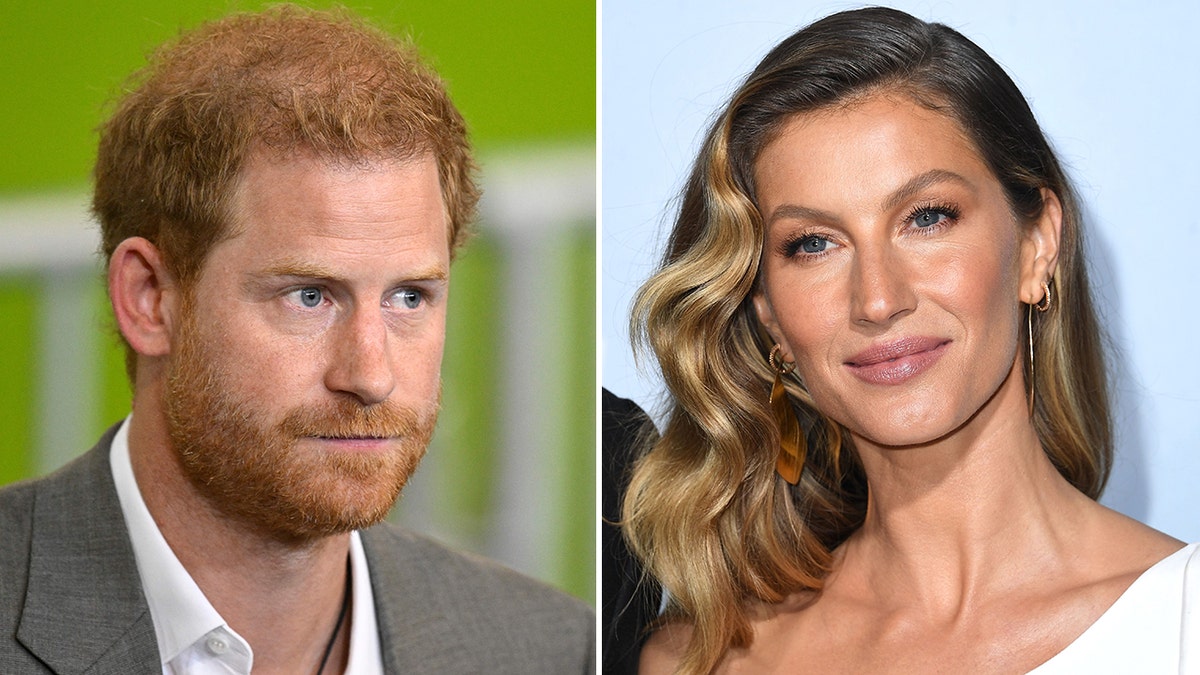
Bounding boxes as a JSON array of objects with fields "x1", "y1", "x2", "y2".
[
  {"x1": 108, "y1": 237, "x2": 180, "y2": 358},
  {"x1": 1019, "y1": 188, "x2": 1063, "y2": 304},
  {"x1": 753, "y1": 289, "x2": 792, "y2": 357}
]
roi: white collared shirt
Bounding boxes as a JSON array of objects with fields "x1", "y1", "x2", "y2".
[{"x1": 109, "y1": 417, "x2": 385, "y2": 674}]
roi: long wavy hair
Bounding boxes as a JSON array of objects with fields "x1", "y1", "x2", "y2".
[{"x1": 622, "y1": 7, "x2": 1111, "y2": 673}]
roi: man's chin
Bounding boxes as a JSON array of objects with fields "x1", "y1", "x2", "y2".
[
  {"x1": 277, "y1": 495, "x2": 399, "y2": 542},
  {"x1": 240, "y1": 442, "x2": 426, "y2": 543},
  {"x1": 173, "y1": 433, "x2": 427, "y2": 544},
  {"x1": 227, "y1": 477, "x2": 404, "y2": 544}
]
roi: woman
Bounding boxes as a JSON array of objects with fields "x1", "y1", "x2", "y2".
[{"x1": 623, "y1": 7, "x2": 1196, "y2": 673}]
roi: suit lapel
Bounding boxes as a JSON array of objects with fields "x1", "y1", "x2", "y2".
[
  {"x1": 361, "y1": 527, "x2": 458, "y2": 674},
  {"x1": 16, "y1": 429, "x2": 161, "y2": 674}
]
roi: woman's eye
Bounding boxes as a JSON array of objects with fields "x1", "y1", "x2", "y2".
[
  {"x1": 788, "y1": 234, "x2": 835, "y2": 257},
  {"x1": 912, "y1": 209, "x2": 950, "y2": 229},
  {"x1": 396, "y1": 289, "x2": 423, "y2": 309},
  {"x1": 800, "y1": 236, "x2": 829, "y2": 253},
  {"x1": 293, "y1": 287, "x2": 324, "y2": 308}
]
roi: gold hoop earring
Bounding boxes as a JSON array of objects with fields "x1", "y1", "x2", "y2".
[
  {"x1": 769, "y1": 344, "x2": 805, "y2": 485},
  {"x1": 1028, "y1": 278, "x2": 1051, "y2": 415},
  {"x1": 1036, "y1": 279, "x2": 1051, "y2": 312},
  {"x1": 1027, "y1": 303, "x2": 1036, "y2": 416}
]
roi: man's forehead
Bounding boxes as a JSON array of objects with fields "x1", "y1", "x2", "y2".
[
  {"x1": 232, "y1": 150, "x2": 443, "y2": 219},
  {"x1": 200, "y1": 150, "x2": 451, "y2": 278},
  {"x1": 224, "y1": 148, "x2": 446, "y2": 229}
]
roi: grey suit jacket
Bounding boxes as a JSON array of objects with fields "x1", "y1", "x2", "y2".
[{"x1": 0, "y1": 427, "x2": 595, "y2": 674}]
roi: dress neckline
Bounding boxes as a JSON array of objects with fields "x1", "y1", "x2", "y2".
[{"x1": 1028, "y1": 542, "x2": 1197, "y2": 672}]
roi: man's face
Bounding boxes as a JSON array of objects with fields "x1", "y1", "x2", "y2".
[{"x1": 164, "y1": 151, "x2": 450, "y2": 542}]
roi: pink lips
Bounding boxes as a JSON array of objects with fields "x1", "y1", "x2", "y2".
[{"x1": 845, "y1": 336, "x2": 950, "y2": 385}]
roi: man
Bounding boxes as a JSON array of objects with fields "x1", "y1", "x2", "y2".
[{"x1": 0, "y1": 6, "x2": 593, "y2": 674}]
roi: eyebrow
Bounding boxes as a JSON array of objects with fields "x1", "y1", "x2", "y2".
[
  {"x1": 764, "y1": 168, "x2": 974, "y2": 226},
  {"x1": 764, "y1": 203, "x2": 836, "y2": 226},
  {"x1": 257, "y1": 260, "x2": 449, "y2": 283},
  {"x1": 880, "y1": 169, "x2": 973, "y2": 212}
]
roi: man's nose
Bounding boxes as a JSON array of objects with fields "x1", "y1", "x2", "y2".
[{"x1": 325, "y1": 307, "x2": 396, "y2": 405}]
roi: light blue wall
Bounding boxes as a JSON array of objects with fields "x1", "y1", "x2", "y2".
[{"x1": 601, "y1": 1, "x2": 1200, "y2": 542}]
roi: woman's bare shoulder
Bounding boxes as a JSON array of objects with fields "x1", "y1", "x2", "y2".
[
  {"x1": 639, "y1": 621, "x2": 692, "y2": 675},
  {"x1": 1091, "y1": 501, "x2": 1185, "y2": 568}
]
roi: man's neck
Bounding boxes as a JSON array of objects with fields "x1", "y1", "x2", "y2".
[{"x1": 127, "y1": 408, "x2": 353, "y2": 674}]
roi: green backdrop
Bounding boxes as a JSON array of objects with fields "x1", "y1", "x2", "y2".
[{"x1": 0, "y1": 1, "x2": 595, "y2": 601}]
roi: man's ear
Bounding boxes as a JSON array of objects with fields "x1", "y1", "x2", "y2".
[
  {"x1": 108, "y1": 237, "x2": 180, "y2": 357},
  {"x1": 1019, "y1": 188, "x2": 1063, "y2": 304}
]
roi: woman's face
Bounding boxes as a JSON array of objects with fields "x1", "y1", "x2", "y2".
[{"x1": 752, "y1": 94, "x2": 1058, "y2": 449}]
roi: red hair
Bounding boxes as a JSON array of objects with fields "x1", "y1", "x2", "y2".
[{"x1": 94, "y1": 4, "x2": 478, "y2": 286}]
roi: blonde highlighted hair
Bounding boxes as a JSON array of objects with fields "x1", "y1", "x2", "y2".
[{"x1": 622, "y1": 8, "x2": 1111, "y2": 673}]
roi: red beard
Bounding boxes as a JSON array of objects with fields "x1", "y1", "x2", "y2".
[{"x1": 163, "y1": 306, "x2": 437, "y2": 543}]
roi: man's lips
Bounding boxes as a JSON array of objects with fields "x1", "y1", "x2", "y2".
[
  {"x1": 844, "y1": 337, "x2": 950, "y2": 385},
  {"x1": 305, "y1": 436, "x2": 398, "y2": 452}
]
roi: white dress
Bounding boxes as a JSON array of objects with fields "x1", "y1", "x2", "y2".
[{"x1": 1029, "y1": 543, "x2": 1200, "y2": 674}]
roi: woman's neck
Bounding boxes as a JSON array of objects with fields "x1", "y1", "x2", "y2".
[{"x1": 839, "y1": 358, "x2": 1095, "y2": 615}]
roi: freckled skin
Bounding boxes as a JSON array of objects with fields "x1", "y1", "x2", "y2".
[
  {"x1": 753, "y1": 95, "x2": 1026, "y2": 450},
  {"x1": 195, "y1": 152, "x2": 448, "y2": 437},
  {"x1": 162, "y1": 152, "x2": 450, "y2": 541}
]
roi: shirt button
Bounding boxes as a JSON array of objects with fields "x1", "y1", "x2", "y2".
[{"x1": 206, "y1": 636, "x2": 229, "y2": 655}]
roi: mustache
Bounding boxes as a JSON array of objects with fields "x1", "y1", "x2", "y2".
[{"x1": 278, "y1": 399, "x2": 429, "y2": 440}]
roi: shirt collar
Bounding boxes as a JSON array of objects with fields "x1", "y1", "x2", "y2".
[
  {"x1": 110, "y1": 416, "x2": 237, "y2": 665},
  {"x1": 346, "y1": 529, "x2": 382, "y2": 673},
  {"x1": 109, "y1": 416, "x2": 384, "y2": 674}
]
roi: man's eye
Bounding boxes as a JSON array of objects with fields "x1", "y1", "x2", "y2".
[
  {"x1": 396, "y1": 289, "x2": 423, "y2": 309},
  {"x1": 293, "y1": 287, "x2": 324, "y2": 308}
]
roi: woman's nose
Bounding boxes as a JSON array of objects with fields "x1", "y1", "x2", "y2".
[{"x1": 849, "y1": 244, "x2": 917, "y2": 327}]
